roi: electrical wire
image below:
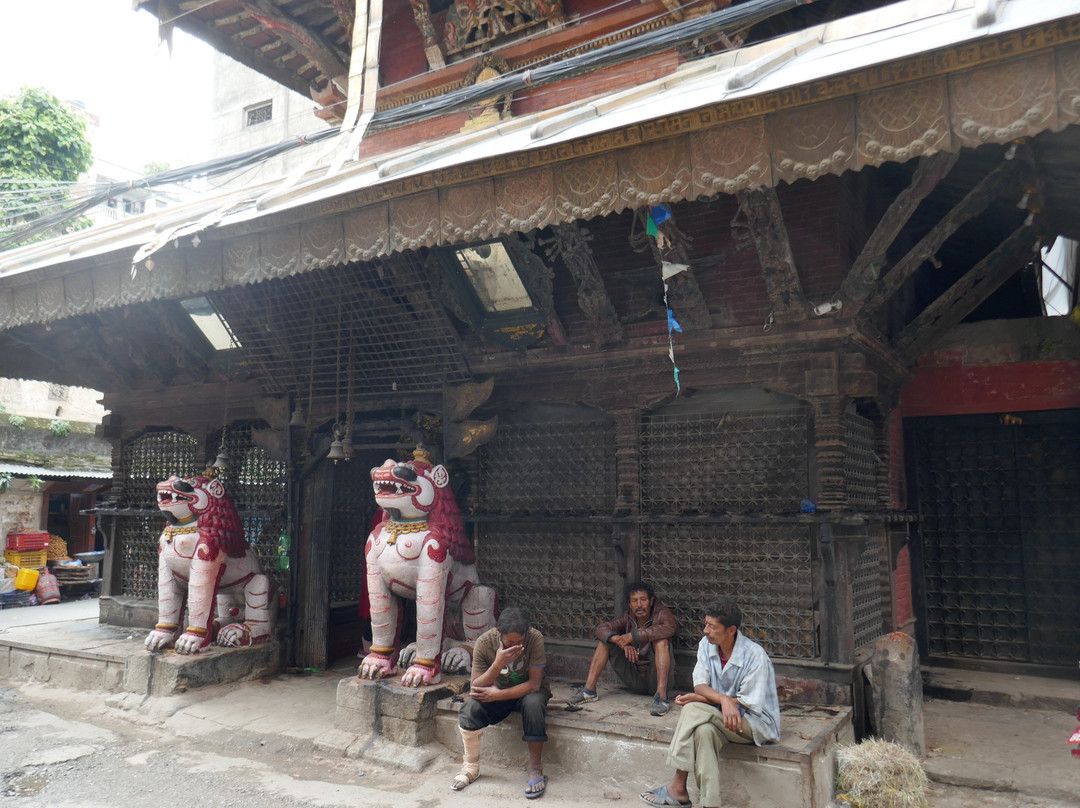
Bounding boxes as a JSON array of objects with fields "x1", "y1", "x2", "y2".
[{"x1": 1, "y1": 0, "x2": 810, "y2": 250}]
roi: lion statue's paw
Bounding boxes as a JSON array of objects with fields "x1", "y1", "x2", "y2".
[
  {"x1": 399, "y1": 642, "x2": 418, "y2": 667},
  {"x1": 145, "y1": 629, "x2": 176, "y2": 652},
  {"x1": 217, "y1": 623, "x2": 253, "y2": 647},
  {"x1": 401, "y1": 664, "x2": 441, "y2": 687},
  {"x1": 442, "y1": 644, "x2": 472, "y2": 674},
  {"x1": 174, "y1": 631, "x2": 211, "y2": 655},
  {"x1": 358, "y1": 652, "x2": 396, "y2": 680}
]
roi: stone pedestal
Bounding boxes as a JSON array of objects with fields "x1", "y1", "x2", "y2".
[
  {"x1": 867, "y1": 631, "x2": 925, "y2": 756},
  {"x1": 335, "y1": 674, "x2": 468, "y2": 747}
]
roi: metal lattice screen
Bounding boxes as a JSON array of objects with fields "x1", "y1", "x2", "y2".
[
  {"x1": 640, "y1": 409, "x2": 809, "y2": 512},
  {"x1": 479, "y1": 419, "x2": 615, "y2": 511},
  {"x1": 641, "y1": 522, "x2": 815, "y2": 658},
  {"x1": 851, "y1": 531, "x2": 887, "y2": 651},
  {"x1": 844, "y1": 412, "x2": 878, "y2": 508},
  {"x1": 117, "y1": 428, "x2": 288, "y2": 601},
  {"x1": 118, "y1": 431, "x2": 199, "y2": 599},
  {"x1": 910, "y1": 413, "x2": 1080, "y2": 666},
  {"x1": 477, "y1": 522, "x2": 620, "y2": 640},
  {"x1": 211, "y1": 252, "x2": 472, "y2": 402}
]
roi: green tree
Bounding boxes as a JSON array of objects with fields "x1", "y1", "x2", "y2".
[{"x1": 0, "y1": 87, "x2": 94, "y2": 246}]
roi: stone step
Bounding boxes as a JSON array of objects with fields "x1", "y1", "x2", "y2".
[{"x1": 0, "y1": 617, "x2": 279, "y2": 696}]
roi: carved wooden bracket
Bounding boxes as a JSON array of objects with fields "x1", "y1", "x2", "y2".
[
  {"x1": 240, "y1": 0, "x2": 349, "y2": 85},
  {"x1": 861, "y1": 157, "x2": 1022, "y2": 315},
  {"x1": 736, "y1": 187, "x2": 809, "y2": 320},
  {"x1": 894, "y1": 223, "x2": 1037, "y2": 364},
  {"x1": 629, "y1": 208, "x2": 710, "y2": 331},
  {"x1": 408, "y1": 0, "x2": 446, "y2": 70},
  {"x1": 541, "y1": 222, "x2": 623, "y2": 346},
  {"x1": 839, "y1": 150, "x2": 960, "y2": 311}
]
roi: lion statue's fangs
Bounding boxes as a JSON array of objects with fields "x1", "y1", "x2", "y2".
[
  {"x1": 360, "y1": 449, "x2": 497, "y2": 687},
  {"x1": 144, "y1": 473, "x2": 274, "y2": 655}
]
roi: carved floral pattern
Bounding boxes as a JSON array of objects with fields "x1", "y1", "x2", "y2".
[
  {"x1": 768, "y1": 97, "x2": 856, "y2": 184},
  {"x1": 949, "y1": 53, "x2": 1057, "y2": 148},
  {"x1": 554, "y1": 153, "x2": 619, "y2": 220},
  {"x1": 260, "y1": 226, "x2": 300, "y2": 280},
  {"x1": 223, "y1": 235, "x2": 261, "y2": 286},
  {"x1": 38, "y1": 278, "x2": 65, "y2": 323},
  {"x1": 92, "y1": 266, "x2": 122, "y2": 312},
  {"x1": 344, "y1": 205, "x2": 389, "y2": 262},
  {"x1": 389, "y1": 191, "x2": 441, "y2": 252},
  {"x1": 301, "y1": 217, "x2": 345, "y2": 270},
  {"x1": 1056, "y1": 44, "x2": 1080, "y2": 125},
  {"x1": 691, "y1": 118, "x2": 770, "y2": 197},
  {"x1": 441, "y1": 180, "x2": 496, "y2": 243},
  {"x1": 496, "y1": 167, "x2": 555, "y2": 231},
  {"x1": 619, "y1": 137, "x2": 693, "y2": 209},
  {"x1": 857, "y1": 78, "x2": 951, "y2": 167}
]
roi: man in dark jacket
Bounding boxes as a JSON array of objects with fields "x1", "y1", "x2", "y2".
[{"x1": 568, "y1": 581, "x2": 677, "y2": 716}]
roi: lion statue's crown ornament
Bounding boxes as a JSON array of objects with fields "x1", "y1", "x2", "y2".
[
  {"x1": 359, "y1": 447, "x2": 496, "y2": 687},
  {"x1": 144, "y1": 471, "x2": 275, "y2": 655}
]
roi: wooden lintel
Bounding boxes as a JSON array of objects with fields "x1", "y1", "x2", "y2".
[
  {"x1": 894, "y1": 223, "x2": 1037, "y2": 364},
  {"x1": 863, "y1": 158, "x2": 1022, "y2": 315},
  {"x1": 840, "y1": 150, "x2": 960, "y2": 310},
  {"x1": 240, "y1": 0, "x2": 349, "y2": 82},
  {"x1": 737, "y1": 187, "x2": 808, "y2": 319}
]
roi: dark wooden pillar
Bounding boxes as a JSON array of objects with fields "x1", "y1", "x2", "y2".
[
  {"x1": 612, "y1": 408, "x2": 640, "y2": 603},
  {"x1": 296, "y1": 460, "x2": 334, "y2": 669}
]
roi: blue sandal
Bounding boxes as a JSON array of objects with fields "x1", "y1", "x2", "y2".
[
  {"x1": 525, "y1": 774, "x2": 547, "y2": 799},
  {"x1": 639, "y1": 785, "x2": 692, "y2": 808}
]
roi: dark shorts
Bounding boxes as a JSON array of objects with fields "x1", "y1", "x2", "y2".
[
  {"x1": 608, "y1": 641, "x2": 676, "y2": 695},
  {"x1": 458, "y1": 688, "x2": 552, "y2": 742}
]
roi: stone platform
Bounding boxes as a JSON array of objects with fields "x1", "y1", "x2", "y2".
[{"x1": 0, "y1": 601, "x2": 279, "y2": 696}]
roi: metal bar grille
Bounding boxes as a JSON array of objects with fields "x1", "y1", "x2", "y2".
[
  {"x1": 640, "y1": 409, "x2": 809, "y2": 512},
  {"x1": 477, "y1": 522, "x2": 619, "y2": 640},
  {"x1": 641, "y1": 522, "x2": 815, "y2": 658},
  {"x1": 117, "y1": 428, "x2": 288, "y2": 601},
  {"x1": 212, "y1": 253, "x2": 471, "y2": 402},
  {"x1": 851, "y1": 531, "x2": 886, "y2": 650},
  {"x1": 479, "y1": 419, "x2": 615, "y2": 512},
  {"x1": 913, "y1": 419, "x2": 1030, "y2": 661},
  {"x1": 844, "y1": 412, "x2": 878, "y2": 508}
]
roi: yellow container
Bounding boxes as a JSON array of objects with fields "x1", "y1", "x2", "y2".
[{"x1": 14, "y1": 567, "x2": 39, "y2": 591}]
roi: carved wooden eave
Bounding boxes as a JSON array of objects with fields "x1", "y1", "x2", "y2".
[{"x1": 3, "y1": 15, "x2": 1080, "y2": 331}]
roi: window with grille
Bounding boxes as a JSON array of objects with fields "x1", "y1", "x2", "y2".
[{"x1": 245, "y1": 101, "x2": 273, "y2": 127}]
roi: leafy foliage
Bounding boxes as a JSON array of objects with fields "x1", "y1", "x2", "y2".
[
  {"x1": 49, "y1": 419, "x2": 71, "y2": 436},
  {"x1": 8, "y1": 414, "x2": 26, "y2": 428},
  {"x1": 0, "y1": 87, "x2": 94, "y2": 246}
]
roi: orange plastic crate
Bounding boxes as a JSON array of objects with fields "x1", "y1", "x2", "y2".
[{"x1": 3, "y1": 549, "x2": 47, "y2": 569}]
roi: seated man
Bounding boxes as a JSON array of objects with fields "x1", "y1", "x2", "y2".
[
  {"x1": 452, "y1": 607, "x2": 552, "y2": 799},
  {"x1": 639, "y1": 597, "x2": 780, "y2": 808},
  {"x1": 568, "y1": 581, "x2": 677, "y2": 716}
]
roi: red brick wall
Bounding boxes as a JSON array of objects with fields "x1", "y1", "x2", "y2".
[{"x1": 893, "y1": 543, "x2": 913, "y2": 631}]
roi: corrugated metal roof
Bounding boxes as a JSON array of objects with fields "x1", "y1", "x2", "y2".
[
  {"x1": 0, "y1": 463, "x2": 112, "y2": 480},
  {"x1": 0, "y1": 0, "x2": 1073, "y2": 280}
]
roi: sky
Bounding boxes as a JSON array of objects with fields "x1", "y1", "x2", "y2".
[{"x1": 0, "y1": 0, "x2": 215, "y2": 174}]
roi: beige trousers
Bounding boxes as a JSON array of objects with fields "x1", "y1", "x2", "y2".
[{"x1": 664, "y1": 701, "x2": 754, "y2": 808}]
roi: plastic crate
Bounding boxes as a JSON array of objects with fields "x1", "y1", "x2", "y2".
[
  {"x1": 4, "y1": 549, "x2": 47, "y2": 570},
  {"x1": 6, "y1": 531, "x2": 50, "y2": 551}
]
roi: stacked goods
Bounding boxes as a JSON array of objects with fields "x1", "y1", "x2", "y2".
[
  {"x1": 52, "y1": 564, "x2": 92, "y2": 583},
  {"x1": 6, "y1": 532, "x2": 50, "y2": 551},
  {"x1": 4, "y1": 549, "x2": 47, "y2": 570},
  {"x1": 47, "y1": 535, "x2": 69, "y2": 561}
]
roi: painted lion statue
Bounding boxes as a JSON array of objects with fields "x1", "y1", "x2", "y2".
[
  {"x1": 144, "y1": 473, "x2": 275, "y2": 655},
  {"x1": 359, "y1": 448, "x2": 497, "y2": 687}
]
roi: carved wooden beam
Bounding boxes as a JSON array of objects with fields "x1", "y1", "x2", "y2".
[
  {"x1": 862, "y1": 157, "x2": 1022, "y2": 315},
  {"x1": 737, "y1": 187, "x2": 808, "y2": 319},
  {"x1": 408, "y1": 0, "x2": 446, "y2": 70},
  {"x1": 894, "y1": 223, "x2": 1037, "y2": 364},
  {"x1": 629, "y1": 209, "x2": 710, "y2": 331},
  {"x1": 240, "y1": 0, "x2": 349, "y2": 84},
  {"x1": 840, "y1": 150, "x2": 960, "y2": 310},
  {"x1": 541, "y1": 222, "x2": 623, "y2": 346}
]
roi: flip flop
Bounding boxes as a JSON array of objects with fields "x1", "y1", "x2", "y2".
[
  {"x1": 639, "y1": 785, "x2": 692, "y2": 808},
  {"x1": 525, "y1": 774, "x2": 547, "y2": 799}
]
